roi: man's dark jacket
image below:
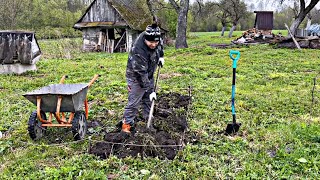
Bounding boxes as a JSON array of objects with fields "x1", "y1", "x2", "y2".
[{"x1": 126, "y1": 32, "x2": 164, "y2": 89}]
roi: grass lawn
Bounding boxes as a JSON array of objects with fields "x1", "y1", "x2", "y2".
[{"x1": 0, "y1": 31, "x2": 319, "y2": 179}]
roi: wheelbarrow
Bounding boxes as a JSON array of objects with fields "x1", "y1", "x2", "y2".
[{"x1": 23, "y1": 74, "x2": 99, "y2": 140}]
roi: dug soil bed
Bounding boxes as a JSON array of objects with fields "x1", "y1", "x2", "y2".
[{"x1": 89, "y1": 92, "x2": 191, "y2": 160}]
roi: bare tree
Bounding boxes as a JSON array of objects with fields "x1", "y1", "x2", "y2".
[
  {"x1": 146, "y1": 0, "x2": 156, "y2": 20},
  {"x1": 220, "y1": 0, "x2": 248, "y2": 38},
  {"x1": 146, "y1": 0, "x2": 174, "y2": 28},
  {"x1": 215, "y1": 1, "x2": 231, "y2": 36},
  {"x1": 306, "y1": 8, "x2": 319, "y2": 29},
  {"x1": 280, "y1": 0, "x2": 320, "y2": 34},
  {"x1": 219, "y1": 11, "x2": 231, "y2": 36},
  {"x1": 0, "y1": 0, "x2": 28, "y2": 29},
  {"x1": 169, "y1": 0, "x2": 189, "y2": 49}
]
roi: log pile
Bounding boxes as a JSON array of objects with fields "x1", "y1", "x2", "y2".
[
  {"x1": 232, "y1": 28, "x2": 320, "y2": 49},
  {"x1": 232, "y1": 28, "x2": 283, "y2": 44},
  {"x1": 276, "y1": 36, "x2": 320, "y2": 49}
]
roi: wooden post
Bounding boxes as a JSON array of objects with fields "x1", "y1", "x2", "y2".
[
  {"x1": 285, "y1": 23, "x2": 301, "y2": 50},
  {"x1": 114, "y1": 31, "x2": 126, "y2": 52},
  {"x1": 110, "y1": 40, "x2": 114, "y2": 53},
  {"x1": 97, "y1": 32, "x2": 103, "y2": 51},
  {"x1": 106, "y1": 29, "x2": 109, "y2": 53}
]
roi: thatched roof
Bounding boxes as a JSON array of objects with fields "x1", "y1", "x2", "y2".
[
  {"x1": 108, "y1": 0, "x2": 153, "y2": 31},
  {"x1": 74, "y1": 0, "x2": 153, "y2": 31}
]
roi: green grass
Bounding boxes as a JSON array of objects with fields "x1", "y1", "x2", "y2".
[{"x1": 1, "y1": 31, "x2": 320, "y2": 179}]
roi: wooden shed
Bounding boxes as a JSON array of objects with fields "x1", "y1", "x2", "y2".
[
  {"x1": 73, "y1": 0, "x2": 166, "y2": 53},
  {"x1": 254, "y1": 11, "x2": 273, "y2": 30}
]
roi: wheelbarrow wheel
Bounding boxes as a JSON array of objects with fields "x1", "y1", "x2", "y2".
[
  {"x1": 72, "y1": 111, "x2": 87, "y2": 140},
  {"x1": 28, "y1": 111, "x2": 46, "y2": 140}
]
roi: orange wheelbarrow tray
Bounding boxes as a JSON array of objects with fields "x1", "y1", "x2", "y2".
[{"x1": 23, "y1": 74, "x2": 99, "y2": 140}]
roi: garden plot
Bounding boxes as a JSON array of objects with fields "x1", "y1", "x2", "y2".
[{"x1": 89, "y1": 92, "x2": 191, "y2": 160}]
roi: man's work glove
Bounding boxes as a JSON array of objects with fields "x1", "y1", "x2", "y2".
[
  {"x1": 158, "y1": 57, "x2": 164, "y2": 67},
  {"x1": 149, "y1": 92, "x2": 157, "y2": 102}
]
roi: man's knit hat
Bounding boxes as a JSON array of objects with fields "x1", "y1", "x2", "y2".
[{"x1": 145, "y1": 24, "x2": 161, "y2": 41}]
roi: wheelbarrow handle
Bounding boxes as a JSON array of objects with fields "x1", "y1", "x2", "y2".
[
  {"x1": 88, "y1": 74, "x2": 100, "y2": 87},
  {"x1": 59, "y1": 75, "x2": 68, "y2": 84}
]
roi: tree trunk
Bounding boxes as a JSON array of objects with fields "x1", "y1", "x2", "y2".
[
  {"x1": 221, "y1": 26, "x2": 226, "y2": 36},
  {"x1": 289, "y1": 0, "x2": 320, "y2": 34},
  {"x1": 228, "y1": 25, "x2": 236, "y2": 38},
  {"x1": 306, "y1": 17, "x2": 312, "y2": 29},
  {"x1": 175, "y1": 0, "x2": 189, "y2": 49},
  {"x1": 290, "y1": 12, "x2": 307, "y2": 34}
]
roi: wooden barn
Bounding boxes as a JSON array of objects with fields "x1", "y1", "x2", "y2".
[{"x1": 73, "y1": 0, "x2": 166, "y2": 53}]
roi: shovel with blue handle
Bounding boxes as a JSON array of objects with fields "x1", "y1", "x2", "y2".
[{"x1": 225, "y1": 50, "x2": 241, "y2": 135}]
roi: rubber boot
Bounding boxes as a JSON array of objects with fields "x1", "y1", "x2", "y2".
[{"x1": 122, "y1": 119, "x2": 131, "y2": 133}]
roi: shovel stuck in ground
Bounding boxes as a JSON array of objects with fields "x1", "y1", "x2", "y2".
[
  {"x1": 147, "y1": 66, "x2": 161, "y2": 129},
  {"x1": 225, "y1": 50, "x2": 241, "y2": 135}
]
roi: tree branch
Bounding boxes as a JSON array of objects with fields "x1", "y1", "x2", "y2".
[{"x1": 168, "y1": 0, "x2": 180, "y2": 13}]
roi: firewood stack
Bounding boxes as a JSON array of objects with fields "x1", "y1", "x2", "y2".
[
  {"x1": 232, "y1": 28, "x2": 278, "y2": 44},
  {"x1": 232, "y1": 28, "x2": 320, "y2": 49}
]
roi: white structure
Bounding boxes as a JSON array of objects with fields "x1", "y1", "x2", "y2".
[{"x1": 0, "y1": 31, "x2": 41, "y2": 74}]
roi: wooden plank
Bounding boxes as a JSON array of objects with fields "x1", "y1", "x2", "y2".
[
  {"x1": 0, "y1": 35, "x2": 4, "y2": 61},
  {"x1": 110, "y1": 40, "x2": 114, "y2": 53},
  {"x1": 98, "y1": 31, "x2": 103, "y2": 46},
  {"x1": 114, "y1": 31, "x2": 126, "y2": 51},
  {"x1": 285, "y1": 23, "x2": 301, "y2": 50},
  {"x1": 106, "y1": 29, "x2": 109, "y2": 52},
  {"x1": 103, "y1": 32, "x2": 107, "y2": 52},
  {"x1": 127, "y1": 29, "x2": 133, "y2": 52}
]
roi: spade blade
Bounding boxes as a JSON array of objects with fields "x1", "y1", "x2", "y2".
[{"x1": 225, "y1": 123, "x2": 241, "y2": 135}]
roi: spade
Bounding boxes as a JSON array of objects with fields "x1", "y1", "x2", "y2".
[{"x1": 225, "y1": 50, "x2": 241, "y2": 135}]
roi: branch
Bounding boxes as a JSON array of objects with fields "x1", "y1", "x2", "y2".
[
  {"x1": 146, "y1": 0, "x2": 157, "y2": 23},
  {"x1": 310, "y1": 72, "x2": 320, "y2": 117},
  {"x1": 299, "y1": 0, "x2": 306, "y2": 10},
  {"x1": 196, "y1": 0, "x2": 202, "y2": 15},
  {"x1": 304, "y1": 0, "x2": 320, "y2": 14},
  {"x1": 146, "y1": 0, "x2": 154, "y2": 14},
  {"x1": 168, "y1": 0, "x2": 180, "y2": 13}
]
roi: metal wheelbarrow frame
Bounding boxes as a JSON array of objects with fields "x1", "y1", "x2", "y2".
[{"x1": 23, "y1": 74, "x2": 99, "y2": 140}]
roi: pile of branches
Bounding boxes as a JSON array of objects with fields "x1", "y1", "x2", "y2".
[{"x1": 232, "y1": 28, "x2": 286, "y2": 45}]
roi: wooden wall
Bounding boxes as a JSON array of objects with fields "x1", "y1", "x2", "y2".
[
  {"x1": 82, "y1": 27, "x2": 140, "y2": 53},
  {"x1": 81, "y1": 0, "x2": 123, "y2": 23},
  {"x1": 254, "y1": 11, "x2": 273, "y2": 30}
]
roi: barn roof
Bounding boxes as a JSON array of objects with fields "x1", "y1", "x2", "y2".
[
  {"x1": 108, "y1": 0, "x2": 153, "y2": 31},
  {"x1": 74, "y1": 0, "x2": 153, "y2": 31}
]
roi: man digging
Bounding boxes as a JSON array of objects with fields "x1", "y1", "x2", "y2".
[{"x1": 121, "y1": 23, "x2": 164, "y2": 133}]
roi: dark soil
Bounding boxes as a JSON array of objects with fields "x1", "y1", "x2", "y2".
[{"x1": 89, "y1": 92, "x2": 191, "y2": 160}]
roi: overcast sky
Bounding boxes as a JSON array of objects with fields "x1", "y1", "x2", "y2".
[
  {"x1": 189, "y1": 0, "x2": 320, "y2": 11},
  {"x1": 188, "y1": 0, "x2": 278, "y2": 11}
]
